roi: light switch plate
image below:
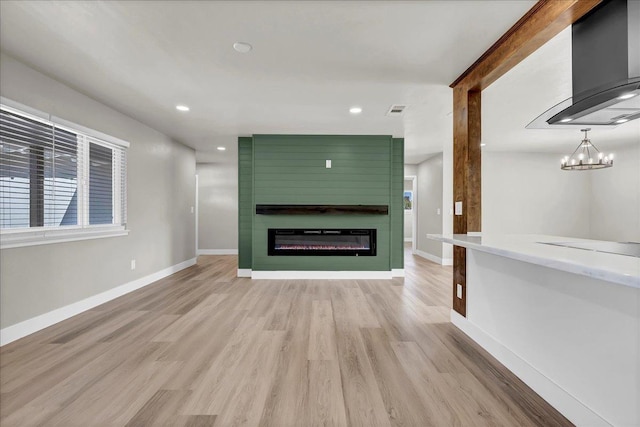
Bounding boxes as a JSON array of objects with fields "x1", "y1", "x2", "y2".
[
  {"x1": 454, "y1": 201, "x2": 463, "y2": 215},
  {"x1": 326, "y1": 160, "x2": 332, "y2": 168},
  {"x1": 456, "y1": 283, "x2": 463, "y2": 299}
]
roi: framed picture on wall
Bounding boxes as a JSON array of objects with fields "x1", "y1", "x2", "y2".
[{"x1": 404, "y1": 191, "x2": 413, "y2": 211}]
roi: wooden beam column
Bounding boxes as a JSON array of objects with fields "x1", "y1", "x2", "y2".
[
  {"x1": 452, "y1": 87, "x2": 481, "y2": 316},
  {"x1": 449, "y1": 0, "x2": 603, "y2": 317}
]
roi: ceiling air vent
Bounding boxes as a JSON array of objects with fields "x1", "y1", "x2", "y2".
[{"x1": 386, "y1": 105, "x2": 406, "y2": 116}]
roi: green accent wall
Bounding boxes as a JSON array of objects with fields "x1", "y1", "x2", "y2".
[
  {"x1": 391, "y1": 138, "x2": 404, "y2": 270},
  {"x1": 237, "y1": 137, "x2": 253, "y2": 269},
  {"x1": 239, "y1": 134, "x2": 404, "y2": 271}
]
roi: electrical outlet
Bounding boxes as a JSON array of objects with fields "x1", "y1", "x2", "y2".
[
  {"x1": 131, "y1": 259, "x2": 136, "y2": 270},
  {"x1": 437, "y1": 208, "x2": 441, "y2": 215},
  {"x1": 456, "y1": 283, "x2": 463, "y2": 299},
  {"x1": 190, "y1": 206, "x2": 194, "y2": 214}
]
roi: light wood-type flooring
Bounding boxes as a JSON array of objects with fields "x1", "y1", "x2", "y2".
[{"x1": 0, "y1": 246, "x2": 572, "y2": 426}]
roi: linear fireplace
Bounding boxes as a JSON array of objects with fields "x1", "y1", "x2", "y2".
[{"x1": 268, "y1": 229, "x2": 376, "y2": 256}]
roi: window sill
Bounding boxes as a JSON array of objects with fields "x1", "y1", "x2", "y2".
[{"x1": 0, "y1": 226, "x2": 129, "y2": 249}]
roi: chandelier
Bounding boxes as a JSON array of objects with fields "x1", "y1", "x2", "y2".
[{"x1": 561, "y1": 128, "x2": 613, "y2": 170}]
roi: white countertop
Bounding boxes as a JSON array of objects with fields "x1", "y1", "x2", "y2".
[{"x1": 428, "y1": 234, "x2": 640, "y2": 289}]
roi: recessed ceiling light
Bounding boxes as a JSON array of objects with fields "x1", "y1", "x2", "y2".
[
  {"x1": 233, "y1": 42, "x2": 252, "y2": 53},
  {"x1": 176, "y1": 105, "x2": 190, "y2": 112},
  {"x1": 615, "y1": 118, "x2": 629, "y2": 124},
  {"x1": 217, "y1": 146, "x2": 226, "y2": 151},
  {"x1": 560, "y1": 118, "x2": 572, "y2": 123},
  {"x1": 349, "y1": 107, "x2": 362, "y2": 114},
  {"x1": 617, "y1": 93, "x2": 637, "y2": 100}
]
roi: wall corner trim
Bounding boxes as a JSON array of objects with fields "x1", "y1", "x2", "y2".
[
  {"x1": 391, "y1": 268, "x2": 405, "y2": 277},
  {"x1": 415, "y1": 249, "x2": 451, "y2": 266},
  {"x1": 450, "y1": 310, "x2": 611, "y2": 427},
  {"x1": 197, "y1": 249, "x2": 239, "y2": 255},
  {"x1": 237, "y1": 269, "x2": 252, "y2": 277},
  {"x1": 0, "y1": 257, "x2": 197, "y2": 346}
]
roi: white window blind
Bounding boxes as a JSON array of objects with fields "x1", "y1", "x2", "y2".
[{"x1": 0, "y1": 102, "x2": 128, "y2": 245}]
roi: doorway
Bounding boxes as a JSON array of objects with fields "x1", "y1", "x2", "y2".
[{"x1": 404, "y1": 176, "x2": 417, "y2": 254}]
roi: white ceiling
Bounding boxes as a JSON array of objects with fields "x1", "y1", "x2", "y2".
[
  {"x1": 7, "y1": 2, "x2": 633, "y2": 164},
  {"x1": 0, "y1": 0, "x2": 540, "y2": 164}
]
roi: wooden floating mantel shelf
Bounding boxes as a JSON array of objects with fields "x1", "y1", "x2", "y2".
[{"x1": 256, "y1": 204, "x2": 389, "y2": 215}]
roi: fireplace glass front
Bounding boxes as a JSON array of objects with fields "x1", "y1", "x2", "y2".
[{"x1": 268, "y1": 229, "x2": 376, "y2": 256}]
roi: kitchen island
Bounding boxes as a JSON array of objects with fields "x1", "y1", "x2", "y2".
[{"x1": 428, "y1": 234, "x2": 639, "y2": 427}]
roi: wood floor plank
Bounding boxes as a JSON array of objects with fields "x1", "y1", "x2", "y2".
[
  {"x1": 258, "y1": 286, "x2": 311, "y2": 427},
  {"x1": 360, "y1": 329, "x2": 436, "y2": 427},
  {"x1": 183, "y1": 415, "x2": 218, "y2": 427},
  {"x1": 306, "y1": 360, "x2": 348, "y2": 427},
  {"x1": 263, "y1": 282, "x2": 298, "y2": 331},
  {"x1": 124, "y1": 389, "x2": 192, "y2": 427},
  {"x1": 307, "y1": 299, "x2": 338, "y2": 361},
  {"x1": 0, "y1": 249, "x2": 573, "y2": 427},
  {"x1": 214, "y1": 330, "x2": 285, "y2": 426},
  {"x1": 331, "y1": 288, "x2": 392, "y2": 427},
  {"x1": 183, "y1": 316, "x2": 268, "y2": 415},
  {"x1": 2, "y1": 340, "x2": 155, "y2": 424},
  {"x1": 391, "y1": 341, "x2": 473, "y2": 426}
]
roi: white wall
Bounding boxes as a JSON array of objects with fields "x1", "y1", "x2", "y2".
[
  {"x1": 589, "y1": 143, "x2": 640, "y2": 242},
  {"x1": 462, "y1": 250, "x2": 639, "y2": 426},
  {"x1": 482, "y1": 151, "x2": 591, "y2": 238},
  {"x1": 442, "y1": 139, "x2": 453, "y2": 261},
  {"x1": 197, "y1": 162, "x2": 239, "y2": 252},
  {"x1": 416, "y1": 154, "x2": 444, "y2": 259},
  {"x1": 404, "y1": 164, "x2": 417, "y2": 176},
  {"x1": 0, "y1": 53, "x2": 196, "y2": 329},
  {"x1": 482, "y1": 149, "x2": 640, "y2": 241}
]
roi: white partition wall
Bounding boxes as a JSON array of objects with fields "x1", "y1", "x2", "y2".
[{"x1": 456, "y1": 250, "x2": 640, "y2": 427}]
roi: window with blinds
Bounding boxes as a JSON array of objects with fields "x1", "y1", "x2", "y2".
[{"x1": 0, "y1": 103, "x2": 127, "y2": 235}]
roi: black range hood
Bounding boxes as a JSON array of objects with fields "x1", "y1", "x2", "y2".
[{"x1": 528, "y1": 0, "x2": 640, "y2": 128}]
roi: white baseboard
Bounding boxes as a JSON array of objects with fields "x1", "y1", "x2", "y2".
[
  {"x1": 251, "y1": 270, "x2": 393, "y2": 280},
  {"x1": 197, "y1": 249, "x2": 238, "y2": 255},
  {"x1": 392, "y1": 268, "x2": 405, "y2": 277},
  {"x1": 450, "y1": 310, "x2": 610, "y2": 427},
  {"x1": 0, "y1": 257, "x2": 197, "y2": 347},
  {"x1": 404, "y1": 238, "x2": 413, "y2": 242},
  {"x1": 237, "y1": 269, "x2": 252, "y2": 277},
  {"x1": 415, "y1": 249, "x2": 452, "y2": 266}
]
